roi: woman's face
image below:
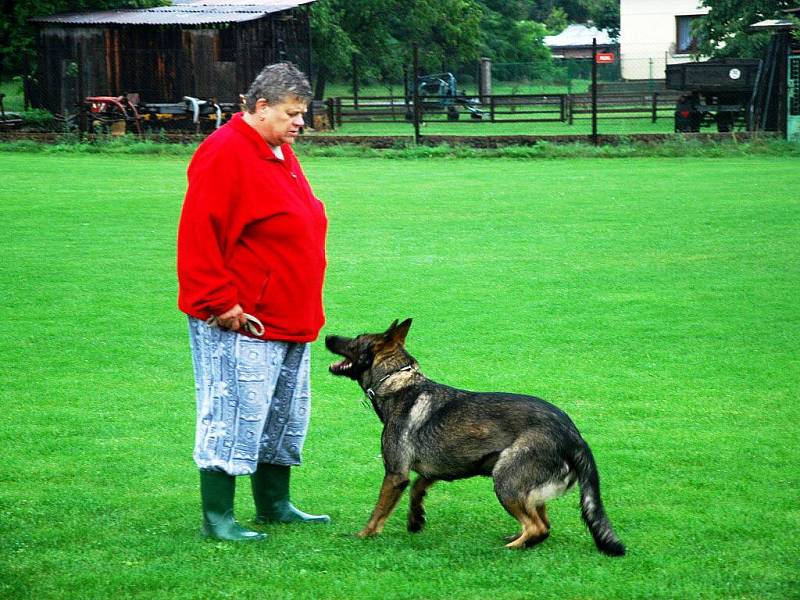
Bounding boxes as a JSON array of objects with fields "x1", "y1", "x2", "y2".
[{"x1": 258, "y1": 96, "x2": 307, "y2": 146}]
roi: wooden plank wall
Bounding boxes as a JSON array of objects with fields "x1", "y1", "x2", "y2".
[{"x1": 33, "y1": 7, "x2": 312, "y2": 114}]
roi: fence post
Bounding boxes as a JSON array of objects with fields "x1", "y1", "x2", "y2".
[
  {"x1": 352, "y1": 53, "x2": 359, "y2": 109},
  {"x1": 568, "y1": 95, "x2": 574, "y2": 125},
  {"x1": 479, "y1": 57, "x2": 492, "y2": 104},
  {"x1": 77, "y1": 43, "x2": 86, "y2": 136},
  {"x1": 335, "y1": 97, "x2": 342, "y2": 127},
  {"x1": 326, "y1": 97, "x2": 335, "y2": 129},
  {"x1": 652, "y1": 92, "x2": 658, "y2": 123},
  {"x1": 490, "y1": 95, "x2": 496, "y2": 122},
  {"x1": 412, "y1": 43, "x2": 421, "y2": 144},
  {"x1": 22, "y1": 52, "x2": 31, "y2": 111},
  {"x1": 591, "y1": 37, "x2": 598, "y2": 145}
]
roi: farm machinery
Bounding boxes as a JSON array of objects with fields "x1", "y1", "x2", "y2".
[
  {"x1": 407, "y1": 72, "x2": 484, "y2": 120},
  {"x1": 665, "y1": 20, "x2": 795, "y2": 136},
  {"x1": 665, "y1": 58, "x2": 761, "y2": 132},
  {"x1": 81, "y1": 94, "x2": 239, "y2": 134}
]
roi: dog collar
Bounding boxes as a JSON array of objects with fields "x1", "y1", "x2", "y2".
[{"x1": 366, "y1": 365, "x2": 415, "y2": 400}]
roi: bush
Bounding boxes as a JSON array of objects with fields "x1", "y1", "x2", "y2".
[{"x1": 20, "y1": 108, "x2": 56, "y2": 129}]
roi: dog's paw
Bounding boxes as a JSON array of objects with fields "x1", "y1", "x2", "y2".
[
  {"x1": 356, "y1": 528, "x2": 377, "y2": 538},
  {"x1": 503, "y1": 531, "x2": 550, "y2": 549},
  {"x1": 407, "y1": 516, "x2": 426, "y2": 533}
]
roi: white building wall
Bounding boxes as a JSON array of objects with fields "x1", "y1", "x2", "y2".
[{"x1": 620, "y1": 0, "x2": 709, "y2": 80}]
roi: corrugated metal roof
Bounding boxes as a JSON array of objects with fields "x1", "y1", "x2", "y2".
[
  {"x1": 29, "y1": 0, "x2": 314, "y2": 25},
  {"x1": 179, "y1": 0, "x2": 313, "y2": 5},
  {"x1": 749, "y1": 18, "x2": 796, "y2": 31},
  {"x1": 544, "y1": 24, "x2": 614, "y2": 48}
]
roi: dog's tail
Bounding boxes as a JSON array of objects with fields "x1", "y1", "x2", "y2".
[{"x1": 571, "y1": 439, "x2": 626, "y2": 556}]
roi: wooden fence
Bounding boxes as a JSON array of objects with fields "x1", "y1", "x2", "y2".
[
  {"x1": 568, "y1": 92, "x2": 681, "y2": 123},
  {"x1": 326, "y1": 91, "x2": 683, "y2": 128}
]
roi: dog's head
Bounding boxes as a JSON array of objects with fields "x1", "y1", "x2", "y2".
[{"x1": 325, "y1": 319, "x2": 414, "y2": 383}]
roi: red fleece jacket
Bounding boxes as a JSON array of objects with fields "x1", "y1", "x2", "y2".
[{"x1": 177, "y1": 113, "x2": 328, "y2": 342}]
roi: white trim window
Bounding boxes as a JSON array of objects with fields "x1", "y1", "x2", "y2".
[{"x1": 675, "y1": 14, "x2": 701, "y2": 54}]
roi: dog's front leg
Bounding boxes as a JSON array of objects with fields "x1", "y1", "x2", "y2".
[{"x1": 357, "y1": 472, "x2": 409, "y2": 538}]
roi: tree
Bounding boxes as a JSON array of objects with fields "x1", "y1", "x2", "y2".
[
  {"x1": 310, "y1": 0, "x2": 482, "y2": 98},
  {"x1": 309, "y1": 0, "x2": 356, "y2": 99},
  {"x1": 697, "y1": 0, "x2": 797, "y2": 58},
  {"x1": 1, "y1": 0, "x2": 167, "y2": 77},
  {"x1": 389, "y1": 0, "x2": 482, "y2": 72},
  {"x1": 545, "y1": 7, "x2": 568, "y2": 35},
  {"x1": 578, "y1": 0, "x2": 620, "y2": 38},
  {"x1": 477, "y1": 1, "x2": 556, "y2": 81},
  {"x1": 523, "y1": 0, "x2": 620, "y2": 37}
]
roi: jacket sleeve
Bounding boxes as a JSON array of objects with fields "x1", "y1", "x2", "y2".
[{"x1": 177, "y1": 146, "x2": 242, "y2": 317}]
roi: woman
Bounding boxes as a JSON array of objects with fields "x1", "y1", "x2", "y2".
[{"x1": 177, "y1": 62, "x2": 329, "y2": 541}]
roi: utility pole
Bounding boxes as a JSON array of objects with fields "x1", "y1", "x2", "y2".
[
  {"x1": 591, "y1": 37, "x2": 598, "y2": 146},
  {"x1": 412, "y1": 43, "x2": 421, "y2": 144}
]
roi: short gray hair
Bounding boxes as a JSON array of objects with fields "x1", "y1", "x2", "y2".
[{"x1": 243, "y1": 62, "x2": 312, "y2": 112}]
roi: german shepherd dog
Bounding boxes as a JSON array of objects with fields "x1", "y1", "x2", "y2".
[{"x1": 325, "y1": 319, "x2": 625, "y2": 555}]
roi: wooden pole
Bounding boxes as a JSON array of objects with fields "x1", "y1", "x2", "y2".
[
  {"x1": 591, "y1": 37, "x2": 598, "y2": 146},
  {"x1": 412, "y1": 43, "x2": 421, "y2": 144},
  {"x1": 352, "y1": 53, "x2": 359, "y2": 109},
  {"x1": 23, "y1": 52, "x2": 31, "y2": 111}
]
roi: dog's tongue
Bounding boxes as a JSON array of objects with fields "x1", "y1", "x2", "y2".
[{"x1": 329, "y1": 359, "x2": 352, "y2": 374}]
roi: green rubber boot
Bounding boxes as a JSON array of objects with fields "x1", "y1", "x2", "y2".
[
  {"x1": 200, "y1": 470, "x2": 266, "y2": 541},
  {"x1": 251, "y1": 463, "x2": 330, "y2": 524}
]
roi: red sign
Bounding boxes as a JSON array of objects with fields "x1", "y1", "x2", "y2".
[{"x1": 595, "y1": 52, "x2": 616, "y2": 64}]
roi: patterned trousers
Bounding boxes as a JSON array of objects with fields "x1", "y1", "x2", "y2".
[{"x1": 188, "y1": 317, "x2": 312, "y2": 475}]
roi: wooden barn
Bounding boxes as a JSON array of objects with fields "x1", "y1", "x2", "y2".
[{"x1": 28, "y1": 0, "x2": 314, "y2": 115}]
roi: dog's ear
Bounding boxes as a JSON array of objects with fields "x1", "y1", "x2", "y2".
[{"x1": 387, "y1": 318, "x2": 412, "y2": 345}]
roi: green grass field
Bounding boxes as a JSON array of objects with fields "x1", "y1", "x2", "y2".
[
  {"x1": 1, "y1": 151, "x2": 798, "y2": 599},
  {"x1": 318, "y1": 117, "x2": 675, "y2": 137}
]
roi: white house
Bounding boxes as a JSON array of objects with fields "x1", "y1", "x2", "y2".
[
  {"x1": 619, "y1": 0, "x2": 709, "y2": 80},
  {"x1": 544, "y1": 24, "x2": 615, "y2": 59}
]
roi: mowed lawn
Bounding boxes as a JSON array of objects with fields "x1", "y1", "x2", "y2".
[{"x1": 0, "y1": 151, "x2": 798, "y2": 599}]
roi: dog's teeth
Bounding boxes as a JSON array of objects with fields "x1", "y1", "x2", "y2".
[{"x1": 330, "y1": 359, "x2": 352, "y2": 374}]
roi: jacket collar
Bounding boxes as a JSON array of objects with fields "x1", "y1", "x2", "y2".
[{"x1": 228, "y1": 112, "x2": 291, "y2": 162}]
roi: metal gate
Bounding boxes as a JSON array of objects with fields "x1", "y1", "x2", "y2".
[{"x1": 789, "y1": 55, "x2": 800, "y2": 142}]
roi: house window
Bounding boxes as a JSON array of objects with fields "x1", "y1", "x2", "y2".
[{"x1": 676, "y1": 15, "x2": 701, "y2": 54}]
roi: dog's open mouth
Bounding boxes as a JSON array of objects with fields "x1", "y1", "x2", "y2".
[{"x1": 329, "y1": 358, "x2": 353, "y2": 376}]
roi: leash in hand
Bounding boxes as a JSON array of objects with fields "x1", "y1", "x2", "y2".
[{"x1": 206, "y1": 313, "x2": 265, "y2": 337}]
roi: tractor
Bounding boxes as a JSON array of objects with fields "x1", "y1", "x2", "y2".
[{"x1": 407, "y1": 72, "x2": 484, "y2": 121}]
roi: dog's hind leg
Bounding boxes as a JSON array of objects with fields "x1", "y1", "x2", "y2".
[
  {"x1": 499, "y1": 499, "x2": 547, "y2": 549},
  {"x1": 536, "y1": 504, "x2": 550, "y2": 530},
  {"x1": 408, "y1": 476, "x2": 436, "y2": 533},
  {"x1": 493, "y1": 441, "x2": 557, "y2": 549}
]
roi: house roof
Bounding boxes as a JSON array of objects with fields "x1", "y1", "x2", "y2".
[
  {"x1": 544, "y1": 24, "x2": 614, "y2": 48},
  {"x1": 29, "y1": 0, "x2": 314, "y2": 26},
  {"x1": 749, "y1": 18, "x2": 796, "y2": 31}
]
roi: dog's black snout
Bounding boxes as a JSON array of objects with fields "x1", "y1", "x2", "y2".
[{"x1": 325, "y1": 335, "x2": 342, "y2": 352}]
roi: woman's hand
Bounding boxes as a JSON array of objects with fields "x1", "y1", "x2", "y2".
[{"x1": 216, "y1": 304, "x2": 248, "y2": 331}]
